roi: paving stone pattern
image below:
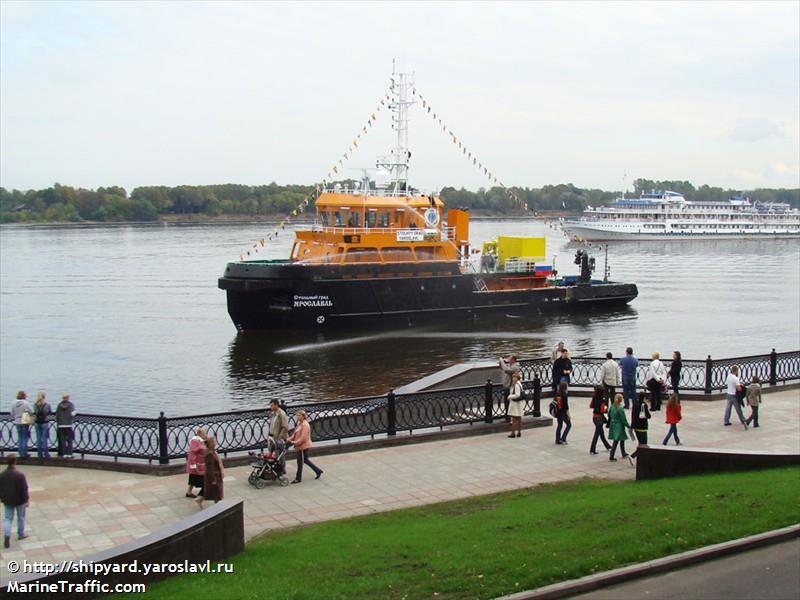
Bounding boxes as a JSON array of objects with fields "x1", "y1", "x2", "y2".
[{"x1": 1, "y1": 389, "x2": 798, "y2": 580}]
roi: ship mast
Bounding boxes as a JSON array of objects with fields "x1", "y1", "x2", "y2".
[{"x1": 377, "y1": 61, "x2": 414, "y2": 193}]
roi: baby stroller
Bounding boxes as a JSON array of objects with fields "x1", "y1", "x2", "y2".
[{"x1": 247, "y1": 437, "x2": 291, "y2": 489}]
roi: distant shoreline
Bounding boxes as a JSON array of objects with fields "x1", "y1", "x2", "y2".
[{"x1": 0, "y1": 211, "x2": 564, "y2": 229}]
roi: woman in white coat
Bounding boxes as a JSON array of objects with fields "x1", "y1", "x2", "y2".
[{"x1": 507, "y1": 372, "x2": 524, "y2": 438}]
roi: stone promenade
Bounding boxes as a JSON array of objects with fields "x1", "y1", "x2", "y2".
[{"x1": 2, "y1": 388, "x2": 798, "y2": 581}]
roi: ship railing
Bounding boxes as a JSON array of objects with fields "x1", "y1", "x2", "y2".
[
  {"x1": 1, "y1": 349, "x2": 797, "y2": 464},
  {"x1": 309, "y1": 225, "x2": 456, "y2": 240},
  {"x1": 319, "y1": 186, "x2": 435, "y2": 198},
  {"x1": 502, "y1": 258, "x2": 543, "y2": 274}
]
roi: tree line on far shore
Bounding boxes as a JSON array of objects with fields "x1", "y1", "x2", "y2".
[{"x1": 1, "y1": 180, "x2": 798, "y2": 223}]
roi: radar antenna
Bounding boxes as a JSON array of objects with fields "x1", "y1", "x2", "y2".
[{"x1": 376, "y1": 60, "x2": 415, "y2": 193}]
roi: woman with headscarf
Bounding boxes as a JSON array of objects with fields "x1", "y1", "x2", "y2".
[
  {"x1": 196, "y1": 436, "x2": 224, "y2": 508},
  {"x1": 185, "y1": 427, "x2": 207, "y2": 498}
]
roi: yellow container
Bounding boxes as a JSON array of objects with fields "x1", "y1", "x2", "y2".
[{"x1": 496, "y1": 236, "x2": 546, "y2": 264}]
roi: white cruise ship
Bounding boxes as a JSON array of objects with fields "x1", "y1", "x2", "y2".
[{"x1": 561, "y1": 191, "x2": 800, "y2": 241}]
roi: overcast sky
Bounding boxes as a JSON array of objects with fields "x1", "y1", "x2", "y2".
[{"x1": 1, "y1": 1, "x2": 798, "y2": 193}]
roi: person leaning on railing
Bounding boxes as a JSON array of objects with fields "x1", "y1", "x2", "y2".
[
  {"x1": 55, "y1": 395, "x2": 76, "y2": 458},
  {"x1": 669, "y1": 351, "x2": 683, "y2": 397},
  {"x1": 33, "y1": 392, "x2": 52, "y2": 459},
  {"x1": 10, "y1": 392, "x2": 32, "y2": 459}
]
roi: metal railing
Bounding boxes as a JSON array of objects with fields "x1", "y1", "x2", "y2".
[
  {"x1": 309, "y1": 225, "x2": 456, "y2": 240},
  {"x1": 518, "y1": 349, "x2": 799, "y2": 394},
  {"x1": 2, "y1": 349, "x2": 797, "y2": 464}
]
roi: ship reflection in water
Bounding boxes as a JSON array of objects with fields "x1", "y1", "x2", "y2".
[{"x1": 224, "y1": 306, "x2": 638, "y2": 407}]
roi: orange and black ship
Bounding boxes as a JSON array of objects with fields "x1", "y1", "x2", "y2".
[
  {"x1": 218, "y1": 188, "x2": 637, "y2": 330},
  {"x1": 218, "y1": 69, "x2": 637, "y2": 331}
]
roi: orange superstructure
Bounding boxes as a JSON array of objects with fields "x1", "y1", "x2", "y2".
[{"x1": 290, "y1": 190, "x2": 470, "y2": 265}]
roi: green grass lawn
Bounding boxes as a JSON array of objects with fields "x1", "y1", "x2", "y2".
[{"x1": 136, "y1": 468, "x2": 800, "y2": 600}]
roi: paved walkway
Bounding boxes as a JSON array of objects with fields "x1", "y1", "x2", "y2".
[
  {"x1": 570, "y1": 538, "x2": 800, "y2": 600},
  {"x1": 2, "y1": 388, "x2": 798, "y2": 581}
]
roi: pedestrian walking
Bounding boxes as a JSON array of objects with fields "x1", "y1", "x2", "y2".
[
  {"x1": 33, "y1": 392, "x2": 52, "y2": 459},
  {"x1": 608, "y1": 394, "x2": 633, "y2": 464},
  {"x1": 196, "y1": 436, "x2": 224, "y2": 508},
  {"x1": 506, "y1": 372, "x2": 524, "y2": 438},
  {"x1": 499, "y1": 355, "x2": 521, "y2": 418},
  {"x1": 10, "y1": 392, "x2": 32, "y2": 458},
  {"x1": 554, "y1": 381, "x2": 571, "y2": 445},
  {"x1": 600, "y1": 352, "x2": 621, "y2": 404},
  {"x1": 619, "y1": 347, "x2": 639, "y2": 409},
  {"x1": 663, "y1": 393, "x2": 682, "y2": 445},
  {"x1": 745, "y1": 375, "x2": 762, "y2": 428},
  {"x1": 589, "y1": 385, "x2": 611, "y2": 455},
  {"x1": 269, "y1": 399, "x2": 289, "y2": 447},
  {"x1": 645, "y1": 353, "x2": 667, "y2": 411},
  {"x1": 288, "y1": 410, "x2": 324, "y2": 483},
  {"x1": 185, "y1": 427, "x2": 207, "y2": 498},
  {"x1": 724, "y1": 365, "x2": 748, "y2": 429},
  {"x1": 56, "y1": 394, "x2": 76, "y2": 458},
  {"x1": 669, "y1": 351, "x2": 682, "y2": 397},
  {"x1": 630, "y1": 391, "x2": 651, "y2": 459},
  {"x1": 0, "y1": 455, "x2": 29, "y2": 548},
  {"x1": 552, "y1": 350, "x2": 573, "y2": 394}
]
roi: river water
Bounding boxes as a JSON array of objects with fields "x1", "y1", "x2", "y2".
[{"x1": 1, "y1": 220, "x2": 798, "y2": 417}]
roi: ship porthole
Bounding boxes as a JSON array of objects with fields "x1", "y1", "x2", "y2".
[{"x1": 316, "y1": 315, "x2": 325, "y2": 324}]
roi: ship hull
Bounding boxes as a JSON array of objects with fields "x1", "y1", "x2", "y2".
[{"x1": 219, "y1": 261, "x2": 638, "y2": 331}]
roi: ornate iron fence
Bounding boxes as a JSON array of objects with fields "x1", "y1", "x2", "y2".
[{"x1": 2, "y1": 349, "x2": 797, "y2": 464}]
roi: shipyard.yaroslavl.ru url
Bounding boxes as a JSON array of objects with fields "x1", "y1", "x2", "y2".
[{"x1": 4, "y1": 558, "x2": 234, "y2": 594}]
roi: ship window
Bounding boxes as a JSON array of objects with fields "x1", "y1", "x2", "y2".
[
  {"x1": 381, "y1": 247, "x2": 414, "y2": 263},
  {"x1": 415, "y1": 246, "x2": 445, "y2": 261},
  {"x1": 366, "y1": 210, "x2": 377, "y2": 227},
  {"x1": 395, "y1": 209, "x2": 405, "y2": 225},
  {"x1": 378, "y1": 211, "x2": 390, "y2": 227},
  {"x1": 344, "y1": 247, "x2": 380, "y2": 263},
  {"x1": 334, "y1": 211, "x2": 343, "y2": 227},
  {"x1": 346, "y1": 211, "x2": 360, "y2": 227}
]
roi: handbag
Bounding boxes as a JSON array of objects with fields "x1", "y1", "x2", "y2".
[
  {"x1": 21, "y1": 410, "x2": 33, "y2": 425},
  {"x1": 548, "y1": 399, "x2": 558, "y2": 417}
]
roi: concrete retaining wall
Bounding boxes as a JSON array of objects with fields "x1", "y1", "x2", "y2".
[
  {"x1": 635, "y1": 446, "x2": 800, "y2": 480},
  {"x1": 1, "y1": 499, "x2": 244, "y2": 598}
]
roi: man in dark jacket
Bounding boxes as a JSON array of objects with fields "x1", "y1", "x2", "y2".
[
  {"x1": 0, "y1": 455, "x2": 30, "y2": 548},
  {"x1": 551, "y1": 350, "x2": 573, "y2": 393}
]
